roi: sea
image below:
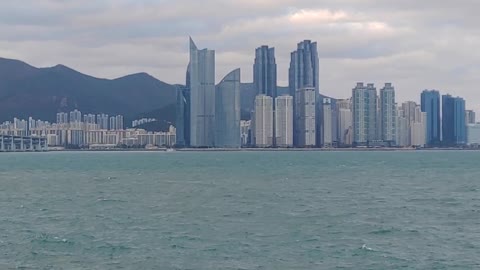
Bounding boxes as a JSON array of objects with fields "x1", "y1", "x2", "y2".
[{"x1": 0, "y1": 151, "x2": 479, "y2": 269}]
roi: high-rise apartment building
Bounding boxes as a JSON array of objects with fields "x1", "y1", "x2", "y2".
[
  {"x1": 442, "y1": 94, "x2": 466, "y2": 145},
  {"x1": 322, "y1": 98, "x2": 333, "y2": 147},
  {"x1": 56, "y1": 112, "x2": 68, "y2": 125},
  {"x1": 352, "y1": 83, "x2": 377, "y2": 146},
  {"x1": 467, "y1": 124, "x2": 480, "y2": 145},
  {"x1": 295, "y1": 87, "x2": 316, "y2": 147},
  {"x1": 109, "y1": 116, "x2": 117, "y2": 130},
  {"x1": 337, "y1": 99, "x2": 352, "y2": 145},
  {"x1": 401, "y1": 101, "x2": 417, "y2": 145},
  {"x1": 188, "y1": 38, "x2": 216, "y2": 147},
  {"x1": 253, "y1": 95, "x2": 274, "y2": 147},
  {"x1": 465, "y1": 110, "x2": 476, "y2": 125},
  {"x1": 421, "y1": 90, "x2": 441, "y2": 146},
  {"x1": 215, "y1": 69, "x2": 241, "y2": 148},
  {"x1": 254, "y1": 46, "x2": 277, "y2": 98},
  {"x1": 275, "y1": 95, "x2": 294, "y2": 147},
  {"x1": 396, "y1": 108, "x2": 409, "y2": 147},
  {"x1": 69, "y1": 109, "x2": 82, "y2": 123},
  {"x1": 379, "y1": 83, "x2": 396, "y2": 144},
  {"x1": 96, "y1": 114, "x2": 109, "y2": 130},
  {"x1": 411, "y1": 106, "x2": 427, "y2": 147}
]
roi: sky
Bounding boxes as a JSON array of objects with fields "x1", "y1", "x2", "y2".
[{"x1": 1, "y1": 0, "x2": 480, "y2": 111}]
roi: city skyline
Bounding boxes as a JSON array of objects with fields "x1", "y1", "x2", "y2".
[{"x1": 1, "y1": 1, "x2": 480, "y2": 112}]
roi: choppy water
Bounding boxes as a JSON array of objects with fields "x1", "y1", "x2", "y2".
[{"x1": 0, "y1": 151, "x2": 479, "y2": 269}]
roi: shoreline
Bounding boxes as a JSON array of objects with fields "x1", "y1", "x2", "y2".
[{"x1": 32, "y1": 147, "x2": 480, "y2": 152}]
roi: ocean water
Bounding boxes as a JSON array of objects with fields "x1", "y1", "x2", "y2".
[{"x1": 0, "y1": 151, "x2": 479, "y2": 269}]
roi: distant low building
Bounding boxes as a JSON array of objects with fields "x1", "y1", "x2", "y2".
[{"x1": 467, "y1": 124, "x2": 480, "y2": 145}]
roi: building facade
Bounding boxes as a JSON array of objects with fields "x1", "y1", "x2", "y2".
[
  {"x1": 352, "y1": 83, "x2": 377, "y2": 146},
  {"x1": 442, "y1": 95, "x2": 466, "y2": 146},
  {"x1": 467, "y1": 124, "x2": 480, "y2": 145},
  {"x1": 253, "y1": 95, "x2": 274, "y2": 147},
  {"x1": 322, "y1": 98, "x2": 333, "y2": 147},
  {"x1": 289, "y1": 40, "x2": 319, "y2": 146},
  {"x1": 275, "y1": 95, "x2": 294, "y2": 147},
  {"x1": 254, "y1": 46, "x2": 277, "y2": 98},
  {"x1": 465, "y1": 110, "x2": 476, "y2": 125},
  {"x1": 295, "y1": 87, "x2": 316, "y2": 147},
  {"x1": 188, "y1": 38, "x2": 216, "y2": 147},
  {"x1": 379, "y1": 83, "x2": 396, "y2": 144},
  {"x1": 421, "y1": 90, "x2": 441, "y2": 146},
  {"x1": 215, "y1": 69, "x2": 241, "y2": 148}
]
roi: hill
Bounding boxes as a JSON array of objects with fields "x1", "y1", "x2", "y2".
[{"x1": 0, "y1": 57, "x2": 176, "y2": 123}]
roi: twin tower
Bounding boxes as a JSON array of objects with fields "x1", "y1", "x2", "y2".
[{"x1": 176, "y1": 38, "x2": 241, "y2": 148}]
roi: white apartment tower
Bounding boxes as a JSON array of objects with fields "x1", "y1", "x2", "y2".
[
  {"x1": 323, "y1": 98, "x2": 333, "y2": 147},
  {"x1": 253, "y1": 95, "x2": 274, "y2": 147},
  {"x1": 275, "y1": 95, "x2": 294, "y2": 147},
  {"x1": 295, "y1": 87, "x2": 316, "y2": 147}
]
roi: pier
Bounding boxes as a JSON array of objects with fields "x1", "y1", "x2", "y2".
[{"x1": 0, "y1": 135, "x2": 48, "y2": 152}]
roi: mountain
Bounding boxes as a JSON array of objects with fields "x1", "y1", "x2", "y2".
[{"x1": 0, "y1": 57, "x2": 176, "y2": 123}]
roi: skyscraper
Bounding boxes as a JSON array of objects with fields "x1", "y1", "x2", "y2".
[
  {"x1": 254, "y1": 46, "x2": 277, "y2": 98},
  {"x1": 188, "y1": 38, "x2": 216, "y2": 147},
  {"x1": 289, "y1": 40, "x2": 319, "y2": 96},
  {"x1": 442, "y1": 94, "x2": 466, "y2": 146},
  {"x1": 115, "y1": 115, "x2": 124, "y2": 130},
  {"x1": 215, "y1": 69, "x2": 241, "y2": 148},
  {"x1": 69, "y1": 109, "x2": 82, "y2": 123},
  {"x1": 411, "y1": 106, "x2": 427, "y2": 147},
  {"x1": 380, "y1": 83, "x2": 396, "y2": 144},
  {"x1": 421, "y1": 90, "x2": 441, "y2": 146},
  {"x1": 295, "y1": 87, "x2": 316, "y2": 147},
  {"x1": 352, "y1": 83, "x2": 377, "y2": 146},
  {"x1": 253, "y1": 95, "x2": 274, "y2": 147},
  {"x1": 56, "y1": 112, "x2": 68, "y2": 125},
  {"x1": 337, "y1": 99, "x2": 352, "y2": 145},
  {"x1": 175, "y1": 85, "x2": 190, "y2": 147},
  {"x1": 465, "y1": 110, "x2": 476, "y2": 125},
  {"x1": 275, "y1": 95, "x2": 294, "y2": 147},
  {"x1": 401, "y1": 101, "x2": 417, "y2": 145},
  {"x1": 322, "y1": 98, "x2": 333, "y2": 147},
  {"x1": 96, "y1": 114, "x2": 109, "y2": 130},
  {"x1": 289, "y1": 40, "x2": 319, "y2": 145},
  {"x1": 396, "y1": 107, "x2": 409, "y2": 147},
  {"x1": 109, "y1": 116, "x2": 116, "y2": 130}
]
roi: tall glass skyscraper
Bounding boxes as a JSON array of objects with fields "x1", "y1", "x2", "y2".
[
  {"x1": 288, "y1": 40, "x2": 319, "y2": 146},
  {"x1": 253, "y1": 46, "x2": 277, "y2": 98},
  {"x1": 421, "y1": 90, "x2": 441, "y2": 146},
  {"x1": 188, "y1": 38, "x2": 215, "y2": 147},
  {"x1": 215, "y1": 69, "x2": 241, "y2": 148},
  {"x1": 442, "y1": 94, "x2": 466, "y2": 146},
  {"x1": 380, "y1": 83, "x2": 396, "y2": 144},
  {"x1": 288, "y1": 40, "x2": 319, "y2": 95},
  {"x1": 352, "y1": 83, "x2": 377, "y2": 146}
]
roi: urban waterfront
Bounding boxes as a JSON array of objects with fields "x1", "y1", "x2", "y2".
[{"x1": 1, "y1": 151, "x2": 479, "y2": 269}]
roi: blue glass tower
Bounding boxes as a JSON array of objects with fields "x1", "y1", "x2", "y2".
[
  {"x1": 421, "y1": 90, "x2": 441, "y2": 146},
  {"x1": 442, "y1": 95, "x2": 466, "y2": 146}
]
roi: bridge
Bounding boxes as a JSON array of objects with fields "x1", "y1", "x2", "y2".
[{"x1": 0, "y1": 135, "x2": 48, "y2": 152}]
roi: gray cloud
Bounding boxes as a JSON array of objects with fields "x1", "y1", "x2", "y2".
[{"x1": 1, "y1": 0, "x2": 480, "y2": 111}]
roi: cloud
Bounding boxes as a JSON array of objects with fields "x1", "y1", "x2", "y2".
[{"x1": 1, "y1": 0, "x2": 480, "y2": 112}]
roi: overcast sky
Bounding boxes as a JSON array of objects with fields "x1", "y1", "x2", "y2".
[{"x1": 1, "y1": 0, "x2": 479, "y2": 111}]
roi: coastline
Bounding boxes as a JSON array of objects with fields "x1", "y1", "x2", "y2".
[{"x1": 41, "y1": 147, "x2": 479, "y2": 152}]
